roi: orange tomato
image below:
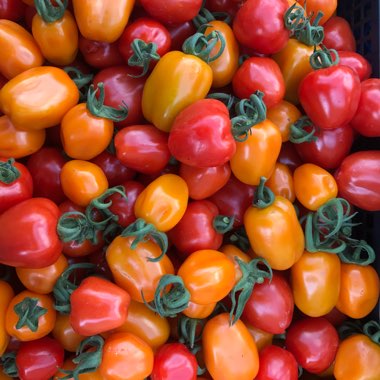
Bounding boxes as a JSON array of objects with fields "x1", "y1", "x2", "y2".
[
  {"x1": 203, "y1": 313, "x2": 259, "y2": 380},
  {"x1": 266, "y1": 162, "x2": 296, "y2": 202},
  {"x1": 230, "y1": 119, "x2": 282, "y2": 186},
  {"x1": 0, "y1": 115, "x2": 45, "y2": 158},
  {"x1": 244, "y1": 322, "x2": 273, "y2": 352},
  {"x1": 336, "y1": 263, "x2": 380, "y2": 319},
  {"x1": 60, "y1": 160, "x2": 108, "y2": 207},
  {"x1": 298, "y1": 0, "x2": 337, "y2": 25},
  {"x1": 54, "y1": 358, "x2": 103, "y2": 380},
  {"x1": 291, "y1": 251, "x2": 341, "y2": 317},
  {"x1": 182, "y1": 301, "x2": 216, "y2": 319},
  {"x1": 16, "y1": 254, "x2": 68, "y2": 294},
  {"x1": 177, "y1": 249, "x2": 236, "y2": 305},
  {"x1": 61, "y1": 103, "x2": 114, "y2": 160},
  {"x1": 0, "y1": 281, "x2": 14, "y2": 356},
  {"x1": 0, "y1": 20, "x2": 43, "y2": 79},
  {"x1": 267, "y1": 100, "x2": 302, "y2": 141},
  {"x1": 72, "y1": 0, "x2": 135, "y2": 43},
  {"x1": 220, "y1": 244, "x2": 251, "y2": 283},
  {"x1": 294, "y1": 163, "x2": 338, "y2": 210},
  {"x1": 5, "y1": 290, "x2": 56, "y2": 341},
  {"x1": 0, "y1": 66, "x2": 79, "y2": 130},
  {"x1": 0, "y1": 367, "x2": 12, "y2": 380},
  {"x1": 99, "y1": 332, "x2": 154, "y2": 380}
]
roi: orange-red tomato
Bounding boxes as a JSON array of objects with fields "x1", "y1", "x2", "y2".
[
  {"x1": 244, "y1": 322, "x2": 274, "y2": 352},
  {"x1": 220, "y1": 244, "x2": 251, "y2": 283},
  {"x1": 266, "y1": 162, "x2": 296, "y2": 202},
  {"x1": 52, "y1": 313, "x2": 85, "y2": 353},
  {"x1": 0, "y1": 281, "x2": 14, "y2": 356},
  {"x1": 182, "y1": 301, "x2": 216, "y2": 319}
]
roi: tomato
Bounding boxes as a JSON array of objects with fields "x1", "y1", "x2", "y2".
[
  {"x1": 291, "y1": 251, "x2": 341, "y2": 317},
  {"x1": 16, "y1": 337, "x2": 64, "y2": 380},
  {"x1": 5, "y1": 290, "x2": 56, "y2": 341},
  {"x1": 52, "y1": 313, "x2": 85, "y2": 353},
  {"x1": 0, "y1": 367, "x2": 11, "y2": 380},
  {"x1": 255, "y1": 345, "x2": 298, "y2": 380},
  {"x1": 203, "y1": 313, "x2": 259, "y2": 380},
  {"x1": 334, "y1": 334, "x2": 380, "y2": 380},
  {"x1": 337, "y1": 51, "x2": 372, "y2": 81},
  {"x1": 0, "y1": 66, "x2": 79, "y2": 130},
  {"x1": 99, "y1": 332, "x2": 154, "y2": 380},
  {"x1": 72, "y1": 0, "x2": 134, "y2": 43},
  {"x1": 92, "y1": 66, "x2": 146, "y2": 128},
  {"x1": 336, "y1": 263, "x2": 380, "y2": 319},
  {"x1": 233, "y1": 0, "x2": 289, "y2": 55},
  {"x1": 266, "y1": 163, "x2": 295, "y2": 203},
  {"x1": 0, "y1": 280, "x2": 14, "y2": 356},
  {"x1": 151, "y1": 343, "x2": 197, "y2": 380},
  {"x1": 139, "y1": 0, "x2": 202, "y2": 24},
  {"x1": 0, "y1": 20, "x2": 43, "y2": 79},
  {"x1": 278, "y1": 142, "x2": 303, "y2": 172},
  {"x1": 168, "y1": 99, "x2": 235, "y2": 167},
  {"x1": 334, "y1": 151, "x2": 380, "y2": 211},
  {"x1": 295, "y1": 124, "x2": 354, "y2": 170},
  {"x1": 0, "y1": 198, "x2": 62, "y2": 268},
  {"x1": 54, "y1": 358, "x2": 103, "y2": 380},
  {"x1": 242, "y1": 273, "x2": 294, "y2": 334},
  {"x1": 285, "y1": 317, "x2": 339, "y2": 374},
  {"x1": 115, "y1": 125, "x2": 170, "y2": 174},
  {"x1": 244, "y1": 323, "x2": 273, "y2": 352},
  {"x1": 232, "y1": 57, "x2": 285, "y2": 108},
  {"x1": 297, "y1": 0, "x2": 337, "y2": 25},
  {"x1": 182, "y1": 301, "x2": 216, "y2": 319},
  {"x1": 0, "y1": 0, "x2": 26, "y2": 21},
  {"x1": 323, "y1": 16, "x2": 356, "y2": 52},
  {"x1": 350, "y1": 79, "x2": 380, "y2": 137},
  {"x1": 16, "y1": 254, "x2": 68, "y2": 295},
  {"x1": 60, "y1": 160, "x2": 108, "y2": 207},
  {"x1": 106, "y1": 235, "x2": 175, "y2": 303},
  {"x1": 299, "y1": 64, "x2": 361, "y2": 130}
]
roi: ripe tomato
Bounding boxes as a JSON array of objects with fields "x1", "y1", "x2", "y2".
[
  {"x1": 243, "y1": 323, "x2": 273, "y2": 352},
  {"x1": 297, "y1": 0, "x2": 337, "y2": 25},
  {"x1": 0, "y1": 280, "x2": 14, "y2": 356},
  {"x1": 278, "y1": 142, "x2": 303, "y2": 172},
  {"x1": 52, "y1": 313, "x2": 85, "y2": 353},
  {"x1": 0, "y1": 0, "x2": 26, "y2": 21},
  {"x1": 54, "y1": 358, "x2": 103, "y2": 380},
  {"x1": 266, "y1": 163, "x2": 295, "y2": 203},
  {"x1": 165, "y1": 21, "x2": 195, "y2": 51},
  {"x1": 182, "y1": 301, "x2": 216, "y2": 319},
  {"x1": 337, "y1": 51, "x2": 372, "y2": 81},
  {"x1": 323, "y1": 16, "x2": 356, "y2": 51}
]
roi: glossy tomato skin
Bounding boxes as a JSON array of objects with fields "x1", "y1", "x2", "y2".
[
  {"x1": 337, "y1": 51, "x2": 372, "y2": 81},
  {"x1": 295, "y1": 124, "x2": 354, "y2": 170},
  {"x1": 0, "y1": 0, "x2": 26, "y2": 21},
  {"x1": 266, "y1": 162, "x2": 295, "y2": 202},
  {"x1": 168, "y1": 99, "x2": 235, "y2": 167},
  {"x1": 255, "y1": 345, "x2": 298, "y2": 380},
  {"x1": 323, "y1": 16, "x2": 356, "y2": 51},
  {"x1": 166, "y1": 21, "x2": 195, "y2": 51},
  {"x1": 232, "y1": 57, "x2": 285, "y2": 108},
  {"x1": 242, "y1": 273, "x2": 294, "y2": 334},
  {"x1": 233, "y1": 0, "x2": 289, "y2": 55},
  {"x1": 0, "y1": 198, "x2": 62, "y2": 268},
  {"x1": 0, "y1": 158, "x2": 33, "y2": 214},
  {"x1": 299, "y1": 65, "x2": 361, "y2": 130},
  {"x1": 115, "y1": 125, "x2": 171, "y2": 174},
  {"x1": 298, "y1": 0, "x2": 337, "y2": 25},
  {"x1": 151, "y1": 343, "x2": 197, "y2": 380},
  {"x1": 334, "y1": 151, "x2": 380, "y2": 211},
  {"x1": 27, "y1": 147, "x2": 67, "y2": 204},
  {"x1": 16, "y1": 337, "x2": 64, "y2": 380},
  {"x1": 0, "y1": 280, "x2": 14, "y2": 357},
  {"x1": 285, "y1": 317, "x2": 339, "y2": 374}
]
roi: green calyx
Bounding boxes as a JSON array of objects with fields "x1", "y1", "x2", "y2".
[
  {"x1": 229, "y1": 257, "x2": 272, "y2": 325},
  {"x1": 14, "y1": 297, "x2": 47, "y2": 332},
  {"x1": 53, "y1": 263, "x2": 96, "y2": 314},
  {"x1": 310, "y1": 45, "x2": 340, "y2": 70},
  {"x1": 64, "y1": 66, "x2": 94, "y2": 102},
  {"x1": 253, "y1": 177, "x2": 275, "y2": 209},
  {"x1": 363, "y1": 321, "x2": 380, "y2": 345},
  {"x1": 207, "y1": 92, "x2": 237, "y2": 111},
  {"x1": 0, "y1": 158, "x2": 20, "y2": 184},
  {"x1": 213, "y1": 215, "x2": 235, "y2": 234},
  {"x1": 193, "y1": 7, "x2": 231, "y2": 29},
  {"x1": 0, "y1": 352, "x2": 18, "y2": 378},
  {"x1": 59, "y1": 335, "x2": 104, "y2": 380},
  {"x1": 229, "y1": 226, "x2": 251, "y2": 253},
  {"x1": 142, "y1": 274, "x2": 190, "y2": 318},
  {"x1": 34, "y1": 0, "x2": 68, "y2": 23},
  {"x1": 121, "y1": 218, "x2": 168, "y2": 262},
  {"x1": 231, "y1": 91, "x2": 267, "y2": 142},
  {"x1": 87, "y1": 83, "x2": 129, "y2": 122},
  {"x1": 338, "y1": 320, "x2": 380, "y2": 346},
  {"x1": 289, "y1": 116, "x2": 318, "y2": 144},
  {"x1": 127, "y1": 39, "x2": 160, "y2": 78},
  {"x1": 178, "y1": 315, "x2": 205, "y2": 350}
]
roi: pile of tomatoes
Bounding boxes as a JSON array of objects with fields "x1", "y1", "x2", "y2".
[{"x1": 0, "y1": 0, "x2": 380, "y2": 379}]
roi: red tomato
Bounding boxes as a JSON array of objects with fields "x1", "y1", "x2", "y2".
[
  {"x1": 151, "y1": 343, "x2": 197, "y2": 380},
  {"x1": 335, "y1": 151, "x2": 380, "y2": 211},
  {"x1": 323, "y1": 16, "x2": 356, "y2": 52},
  {"x1": 26, "y1": 148, "x2": 67, "y2": 205},
  {"x1": 277, "y1": 142, "x2": 303, "y2": 172},
  {"x1": 255, "y1": 345, "x2": 298, "y2": 380},
  {"x1": 233, "y1": 0, "x2": 289, "y2": 55},
  {"x1": 337, "y1": 51, "x2": 372, "y2": 81},
  {"x1": 168, "y1": 99, "x2": 236, "y2": 167},
  {"x1": 0, "y1": 198, "x2": 62, "y2": 268},
  {"x1": 285, "y1": 317, "x2": 339, "y2": 374},
  {"x1": 232, "y1": 57, "x2": 285, "y2": 108},
  {"x1": 92, "y1": 66, "x2": 146, "y2": 127},
  {"x1": 350, "y1": 79, "x2": 380, "y2": 137},
  {"x1": 0, "y1": 0, "x2": 26, "y2": 21},
  {"x1": 166, "y1": 21, "x2": 195, "y2": 52},
  {"x1": 115, "y1": 124, "x2": 171, "y2": 174},
  {"x1": 206, "y1": 0, "x2": 242, "y2": 17},
  {"x1": 242, "y1": 273, "x2": 294, "y2": 334},
  {"x1": 0, "y1": 158, "x2": 33, "y2": 214}
]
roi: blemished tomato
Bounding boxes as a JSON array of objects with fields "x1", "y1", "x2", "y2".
[
  {"x1": 336, "y1": 263, "x2": 380, "y2": 319},
  {"x1": 337, "y1": 51, "x2": 372, "y2": 81},
  {"x1": 5, "y1": 290, "x2": 56, "y2": 341},
  {"x1": 266, "y1": 163, "x2": 295, "y2": 203},
  {"x1": 297, "y1": 0, "x2": 337, "y2": 25},
  {"x1": 0, "y1": 0, "x2": 26, "y2": 21},
  {"x1": 151, "y1": 343, "x2": 197, "y2": 380},
  {"x1": 291, "y1": 251, "x2": 341, "y2": 317},
  {"x1": 242, "y1": 273, "x2": 294, "y2": 334},
  {"x1": 16, "y1": 337, "x2": 64, "y2": 380},
  {"x1": 285, "y1": 317, "x2": 339, "y2": 374},
  {"x1": 203, "y1": 313, "x2": 259, "y2": 380},
  {"x1": 99, "y1": 332, "x2": 154, "y2": 380},
  {"x1": 233, "y1": 0, "x2": 289, "y2": 55},
  {"x1": 323, "y1": 16, "x2": 356, "y2": 52},
  {"x1": 52, "y1": 313, "x2": 85, "y2": 353},
  {"x1": 334, "y1": 151, "x2": 380, "y2": 211},
  {"x1": 0, "y1": 280, "x2": 14, "y2": 356}
]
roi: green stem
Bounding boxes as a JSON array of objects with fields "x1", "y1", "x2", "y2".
[
  {"x1": 289, "y1": 116, "x2": 318, "y2": 144},
  {"x1": 207, "y1": 92, "x2": 237, "y2": 111},
  {"x1": 213, "y1": 215, "x2": 235, "y2": 234},
  {"x1": 310, "y1": 45, "x2": 340, "y2": 70},
  {"x1": 253, "y1": 177, "x2": 275, "y2": 209},
  {"x1": 0, "y1": 352, "x2": 18, "y2": 378},
  {"x1": 193, "y1": 7, "x2": 231, "y2": 29},
  {"x1": 229, "y1": 226, "x2": 251, "y2": 252},
  {"x1": 338, "y1": 240, "x2": 376, "y2": 266},
  {"x1": 178, "y1": 315, "x2": 205, "y2": 349},
  {"x1": 127, "y1": 39, "x2": 160, "y2": 78},
  {"x1": 0, "y1": 158, "x2": 20, "y2": 184},
  {"x1": 14, "y1": 297, "x2": 47, "y2": 332},
  {"x1": 63, "y1": 67, "x2": 94, "y2": 90},
  {"x1": 363, "y1": 321, "x2": 380, "y2": 345},
  {"x1": 34, "y1": 0, "x2": 67, "y2": 23}
]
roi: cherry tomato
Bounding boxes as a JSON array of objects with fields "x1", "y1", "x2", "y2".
[
  {"x1": 182, "y1": 301, "x2": 216, "y2": 320},
  {"x1": 0, "y1": 280, "x2": 14, "y2": 356},
  {"x1": 266, "y1": 163, "x2": 295, "y2": 203},
  {"x1": 243, "y1": 323, "x2": 273, "y2": 352},
  {"x1": 221, "y1": 244, "x2": 252, "y2": 283},
  {"x1": 297, "y1": 0, "x2": 337, "y2": 25},
  {"x1": 54, "y1": 358, "x2": 103, "y2": 380},
  {"x1": 52, "y1": 313, "x2": 85, "y2": 353},
  {"x1": 0, "y1": 0, "x2": 26, "y2": 21},
  {"x1": 323, "y1": 16, "x2": 356, "y2": 51},
  {"x1": 165, "y1": 21, "x2": 195, "y2": 51},
  {"x1": 278, "y1": 142, "x2": 303, "y2": 172},
  {"x1": 337, "y1": 51, "x2": 372, "y2": 81}
]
